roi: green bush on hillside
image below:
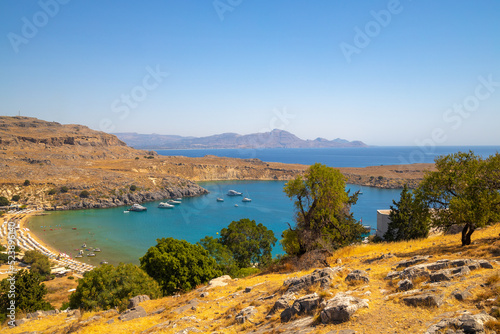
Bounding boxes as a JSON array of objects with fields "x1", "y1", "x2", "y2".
[
  {"x1": 79, "y1": 190, "x2": 90, "y2": 198},
  {"x1": 0, "y1": 197, "x2": 10, "y2": 207},
  {"x1": 23, "y1": 180, "x2": 30, "y2": 186},
  {"x1": 60, "y1": 186, "x2": 69, "y2": 193},
  {"x1": 22, "y1": 250, "x2": 52, "y2": 278},
  {"x1": 69, "y1": 263, "x2": 161, "y2": 311},
  {"x1": 140, "y1": 238, "x2": 221, "y2": 296},
  {"x1": 11, "y1": 195, "x2": 20, "y2": 202}
]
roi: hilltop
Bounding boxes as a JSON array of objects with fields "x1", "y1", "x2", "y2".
[
  {"x1": 5, "y1": 223, "x2": 500, "y2": 333},
  {"x1": 113, "y1": 129, "x2": 368, "y2": 149}
]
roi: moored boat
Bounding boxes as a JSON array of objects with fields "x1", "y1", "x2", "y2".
[
  {"x1": 128, "y1": 203, "x2": 147, "y2": 211},
  {"x1": 242, "y1": 197, "x2": 252, "y2": 202},
  {"x1": 227, "y1": 190, "x2": 242, "y2": 196},
  {"x1": 158, "y1": 202, "x2": 175, "y2": 208},
  {"x1": 216, "y1": 197, "x2": 224, "y2": 202},
  {"x1": 167, "y1": 200, "x2": 181, "y2": 205}
]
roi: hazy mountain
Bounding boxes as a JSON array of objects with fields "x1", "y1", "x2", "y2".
[{"x1": 113, "y1": 129, "x2": 367, "y2": 149}]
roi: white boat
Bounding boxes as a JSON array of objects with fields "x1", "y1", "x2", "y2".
[
  {"x1": 216, "y1": 198, "x2": 224, "y2": 202},
  {"x1": 93, "y1": 248, "x2": 101, "y2": 252},
  {"x1": 75, "y1": 254, "x2": 83, "y2": 258},
  {"x1": 128, "y1": 204, "x2": 147, "y2": 211},
  {"x1": 100, "y1": 260, "x2": 108, "y2": 265},
  {"x1": 123, "y1": 211, "x2": 129, "y2": 213},
  {"x1": 158, "y1": 202, "x2": 174, "y2": 208},
  {"x1": 87, "y1": 253, "x2": 96, "y2": 257},
  {"x1": 167, "y1": 200, "x2": 181, "y2": 205},
  {"x1": 227, "y1": 190, "x2": 242, "y2": 196},
  {"x1": 175, "y1": 198, "x2": 182, "y2": 201},
  {"x1": 82, "y1": 243, "x2": 86, "y2": 248},
  {"x1": 242, "y1": 197, "x2": 252, "y2": 202},
  {"x1": 234, "y1": 204, "x2": 239, "y2": 207}
]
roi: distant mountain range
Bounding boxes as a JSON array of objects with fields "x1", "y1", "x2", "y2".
[{"x1": 113, "y1": 129, "x2": 367, "y2": 149}]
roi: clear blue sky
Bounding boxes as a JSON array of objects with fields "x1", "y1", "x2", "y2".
[{"x1": 1, "y1": 0, "x2": 499, "y2": 146}]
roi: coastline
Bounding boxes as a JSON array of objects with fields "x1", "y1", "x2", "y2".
[{"x1": 1, "y1": 210, "x2": 95, "y2": 275}]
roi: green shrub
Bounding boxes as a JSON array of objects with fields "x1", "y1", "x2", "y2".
[
  {"x1": 234, "y1": 267, "x2": 260, "y2": 278},
  {"x1": 23, "y1": 180, "x2": 31, "y2": 186},
  {"x1": 60, "y1": 186, "x2": 69, "y2": 193},
  {"x1": 130, "y1": 185, "x2": 137, "y2": 192},
  {"x1": 0, "y1": 197, "x2": 10, "y2": 207},
  {"x1": 280, "y1": 228, "x2": 300, "y2": 256},
  {"x1": 140, "y1": 238, "x2": 222, "y2": 295},
  {"x1": 0, "y1": 253, "x2": 9, "y2": 264},
  {"x1": 69, "y1": 263, "x2": 161, "y2": 311},
  {"x1": 79, "y1": 190, "x2": 90, "y2": 198},
  {"x1": 22, "y1": 250, "x2": 51, "y2": 277},
  {"x1": 11, "y1": 195, "x2": 20, "y2": 202},
  {"x1": 59, "y1": 301, "x2": 70, "y2": 311},
  {"x1": 48, "y1": 189, "x2": 57, "y2": 195}
]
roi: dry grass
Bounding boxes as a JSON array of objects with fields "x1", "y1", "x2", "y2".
[
  {"x1": 4, "y1": 223, "x2": 500, "y2": 334},
  {"x1": 43, "y1": 276, "x2": 79, "y2": 309}
]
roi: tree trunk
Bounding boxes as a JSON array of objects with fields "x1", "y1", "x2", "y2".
[{"x1": 461, "y1": 223, "x2": 475, "y2": 246}]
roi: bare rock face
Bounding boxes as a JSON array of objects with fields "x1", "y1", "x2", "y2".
[
  {"x1": 395, "y1": 256, "x2": 430, "y2": 269},
  {"x1": 320, "y1": 292, "x2": 369, "y2": 324},
  {"x1": 269, "y1": 293, "x2": 296, "y2": 315},
  {"x1": 128, "y1": 295, "x2": 150, "y2": 309}
]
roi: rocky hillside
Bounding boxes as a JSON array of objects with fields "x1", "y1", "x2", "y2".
[
  {"x1": 114, "y1": 129, "x2": 367, "y2": 149},
  {"x1": 6, "y1": 224, "x2": 500, "y2": 333},
  {"x1": 0, "y1": 117, "x2": 432, "y2": 210}
]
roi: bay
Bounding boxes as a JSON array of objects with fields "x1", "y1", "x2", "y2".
[{"x1": 27, "y1": 180, "x2": 401, "y2": 266}]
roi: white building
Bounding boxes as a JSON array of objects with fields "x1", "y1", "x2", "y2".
[{"x1": 376, "y1": 209, "x2": 391, "y2": 239}]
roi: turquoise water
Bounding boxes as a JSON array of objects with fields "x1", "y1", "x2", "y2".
[{"x1": 27, "y1": 181, "x2": 401, "y2": 266}]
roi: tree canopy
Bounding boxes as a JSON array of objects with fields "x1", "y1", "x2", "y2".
[
  {"x1": 69, "y1": 263, "x2": 161, "y2": 311},
  {"x1": 22, "y1": 250, "x2": 51, "y2": 278},
  {"x1": 140, "y1": 238, "x2": 222, "y2": 295},
  {"x1": 384, "y1": 184, "x2": 430, "y2": 241},
  {"x1": 219, "y1": 218, "x2": 277, "y2": 268},
  {"x1": 0, "y1": 197, "x2": 10, "y2": 207},
  {"x1": 283, "y1": 163, "x2": 364, "y2": 255},
  {"x1": 198, "y1": 235, "x2": 238, "y2": 276},
  {"x1": 0, "y1": 270, "x2": 52, "y2": 322},
  {"x1": 419, "y1": 151, "x2": 500, "y2": 246}
]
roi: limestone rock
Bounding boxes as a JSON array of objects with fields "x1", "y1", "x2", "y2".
[
  {"x1": 402, "y1": 293, "x2": 444, "y2": 307},
  {"x1": 320, "y1": 292, "x2": 369, "y2": 324},
  {"x1": 119, "y1": 306, "x2": 147, "y2": 321},
  {"x1": 425, "y1": 312, "x2": 495, "y2": 334},
  {"x1": 451, "y1": 289, "x2": 472, "y2": 301},
  {"x1": 396, "y1": 256, "x2": 429, "y2": 269},
  {"x1": 345, "y1": 270, "x2": 369, "y2": 283},
  {"x1": 397, "y1": 279, "x2": 414, "y2": 292},
  {"x1": 235, "y1": 306, "x2": 256, "y2": 324},
  {"x1": 284, "y1": 267, "x2": 341, "y2": 293},
  {"x1": 208, "y1": 275, "x2": 232, "y2": 289},
  {"x1": 281, "y1": 293, "x2": 321, "y2": 322},
  {"x1": 128, "y1": 295, "x2": 150, "y2": 309},
  {"x1": 270, "y1": 293, "x2": 296, "y2": 314},
  {"x1": 478, "y1": 260, "x2": 493, "y2": 269}
]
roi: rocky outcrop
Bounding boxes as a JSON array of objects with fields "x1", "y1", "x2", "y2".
[
  {"x1": 281, "y1": 293, "x2": 321, "y2": 322},
  {"x1": 425, "y1": 311, "x2": 496, "y2": 334},
  {"x1": 119, "y1": 306, "x2": 147, "y2": 321},
  {"x1": 345, "y1": 270, "x2": 369, "y2": 284},
  {"x1": 283, "y1": 267, "x2": 342, "y2": 293},
  {"x1": 235, "y1": 306, "x2": 257, "y2": 324},
  {"x1": 402, "y1": 292, "x2": 444, "y2": 307},
  {"x1": 128, "y1": 295, "x2": 150, "y2": 309},
  {"x1": 320, "y1": 292, "x2": 369, "y2": 324}
]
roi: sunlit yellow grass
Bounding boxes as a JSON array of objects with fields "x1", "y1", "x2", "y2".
[{"x1": 4, "y1": 223, "x2": 500, "y2": 334}]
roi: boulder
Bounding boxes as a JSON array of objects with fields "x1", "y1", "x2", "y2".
[
  {"x1": 208, "y1": 275, "x2": 232, "y2": 289},
  {"x1": 119, "y1": 306, "x2": 147, "y2": 321},
  {"x1": 451, "y1": 289, "x2": 472, "y2": 301},
  {"x1": 235, "y1": 306, "x2": 256, "y2": 324},
  {"x1": 478, "y1": 260, "x2": 493, "y2": 269},
  {"x1": 425, "y1": 312, "x2": 496, "y2": 334},
  {"x1": 396, "y1": 256, "x2": 429, "y2": 269},
  {"x1": 270, "y1": 293, "x2": 296, "y2": 314},
  {"x1": 345, "y1": 270, "x2": 369, "y2": 283},
  {"x1": 397, "y1": 279, "x2": 414, "y2": 292},
  {"x1": 281, "y1": 293, "x2": 321, "y2": 322},
  {"x1": 320, "y1": 292, "x2": 369, "y2": 324},
  {"x1": 402, "y1": 293, "x2": 444, "y2": 307},
  {"x1": 284, "y1": 267, "x2": 341, "y2": 293},
  {"x1": 127, "y1": 295, "x2": 150, "y2": 309}
]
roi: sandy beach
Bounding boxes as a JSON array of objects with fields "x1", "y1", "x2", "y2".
[{"x1": 1, "y1": 209, "x2": 94, "y2": 277}]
